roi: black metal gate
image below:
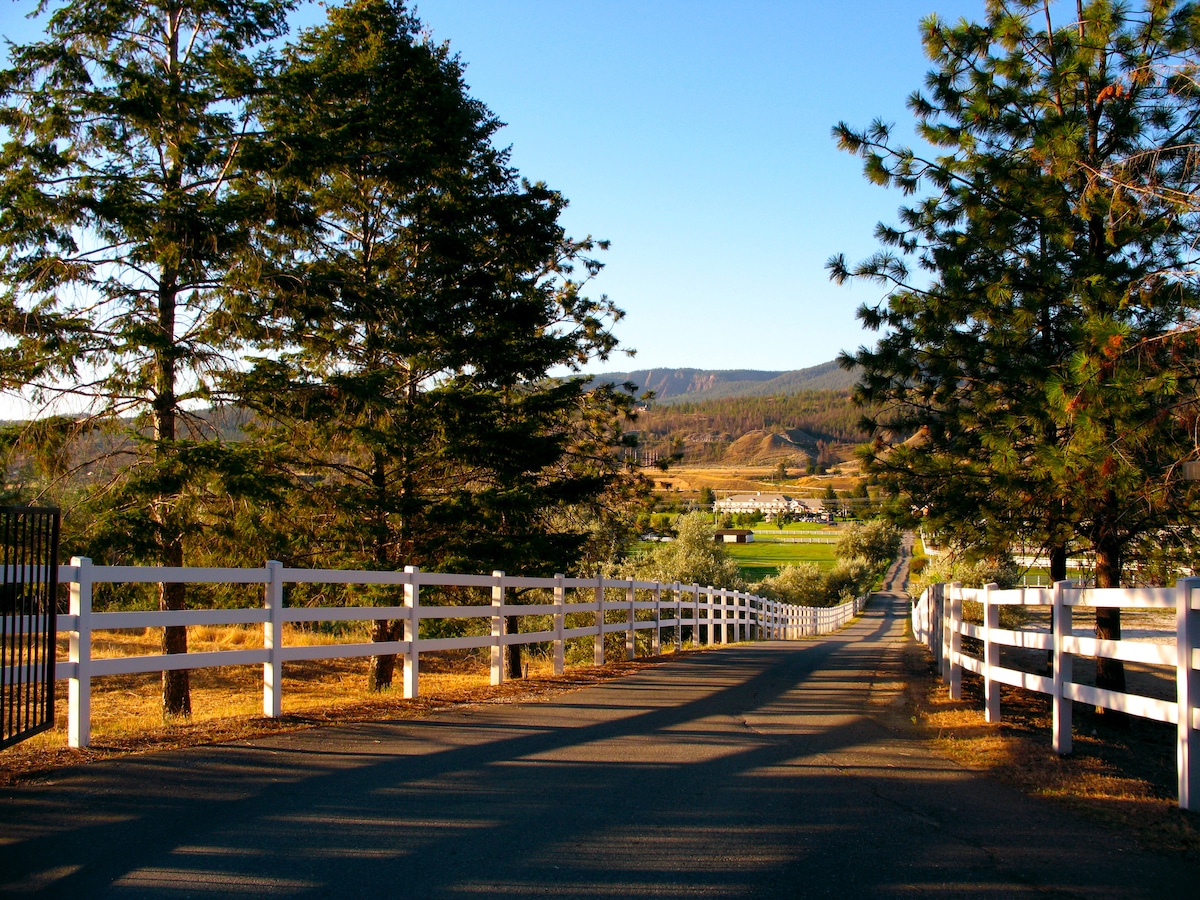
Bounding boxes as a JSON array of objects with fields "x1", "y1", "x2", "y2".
[{"x1": 1, "y1": 506, "x2": 61, "y2": 749}]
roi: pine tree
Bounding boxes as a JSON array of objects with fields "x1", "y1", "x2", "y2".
[
  {"x1": 0, "y1": 0, "x2": 295, "y2": 716},
  {"x1": 234, "y1": 0, "x2": 630, "y2": 688},
  {"x1": 831, "y1": 0, "x2": 1200, "y2": 697}
]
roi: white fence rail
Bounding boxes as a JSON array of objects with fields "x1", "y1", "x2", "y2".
[
  {"x1": 2, "y1": 558, "x2": 870, "y2": 749},
  {"x1": 911, "y1": 579, "x2": 1200, "y2": 811}
]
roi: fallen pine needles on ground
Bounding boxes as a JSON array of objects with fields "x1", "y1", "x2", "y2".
[
  {"x1": 0, "y1": 653, "x2": 677, "y2": 787},
  {"x1": 888, "y1": 639, "x2": 1200, "y2": 859}
]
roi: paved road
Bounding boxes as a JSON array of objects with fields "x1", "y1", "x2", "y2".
[{"x1": 3, "y1": 585, "x2": 1197, "y2": 897}]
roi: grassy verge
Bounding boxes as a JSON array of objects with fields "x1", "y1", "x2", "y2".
[{"x1": 888, "y1": 638, "x2": 1200, "y2": 857}]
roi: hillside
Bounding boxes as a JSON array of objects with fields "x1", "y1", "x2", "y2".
[
  {"x1": 584, "y1": 360, "x2": 857, "y2": 403},
  {"x1": 617, "y1": 384, "x2": 869, "y2": 468}
]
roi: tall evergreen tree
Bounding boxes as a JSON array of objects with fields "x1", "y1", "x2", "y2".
[
  {"x1": 235, "y1": 0, "x2": 629, "y2": 689},
  {"x1": 0, "y1": 0, "x2": 294, "y2": 716},
  {"x1": 831, "y1": 0, "x2": 1200, "y2": 696}
]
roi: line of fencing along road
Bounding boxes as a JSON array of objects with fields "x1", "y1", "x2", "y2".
[
  {"x1": 911, "y1": 579, "x2": 1200, "y2": 811},
  {"x1": 7, "y1": 557, "x2": 870, "y2": 749}
]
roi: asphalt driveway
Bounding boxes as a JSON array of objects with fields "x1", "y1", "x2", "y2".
[{"x1": 2, "y1": 587, "x2": 1197, "y2": 898}]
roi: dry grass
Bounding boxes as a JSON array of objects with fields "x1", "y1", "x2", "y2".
[
  {"x1": 890, "y1": 639, "x2": 1200, "y2": 858},
  {"x1": 1, "y1": 626, "x2": 685, "y2": 786},
  {"x1": 652, "y1": 465, "x2": 863, "y2": 497}
]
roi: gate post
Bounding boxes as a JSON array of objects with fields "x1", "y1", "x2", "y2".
[{"x1": 68, "y1": 556, "x2": 93, "y2": 749}]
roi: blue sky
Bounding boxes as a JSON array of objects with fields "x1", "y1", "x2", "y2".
[
  {"x1": 1, "y1": 0, "x2": 989, "y2": 377},
  {"x1": 392, "y1": 0, "x2": 989, "y2": 374}
]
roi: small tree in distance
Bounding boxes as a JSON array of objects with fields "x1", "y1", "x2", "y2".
[{"x1": 629, "y1": 512, "x2": 744, "y2": 591}]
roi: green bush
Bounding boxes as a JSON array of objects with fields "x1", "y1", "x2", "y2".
[
  {"x1": 754, "y1": 556, "x2": 876, "y2": 608},
  {"x1": 835, "y1": 520, "x2": 901, "y2": 566}
]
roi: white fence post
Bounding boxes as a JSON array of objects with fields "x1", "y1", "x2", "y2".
[
  {"x1": 553, "y1": 574, "x2": 565, "y2": 675},
  {"x1": 403, "y1": 566, "x2": 420, "y2": 700},
  {"x1": 1177, "y1": 577, "x2": 1199, "y2": 810},
  {"x1": 652, "y1": 582, "x2": 662, "y2": 655},
  {"x1": 626, "y1": 581, "x2": 636, "y2": 661},
  {"x1": 942, "y1": 582, "x2": 958, "y2": 686},
  {"x1": 948, "y1": 583, "x2": 963, "y2": 701},
  {"x1": 933, "y1": 583, "x2": 945, "y2": 674},
  {"x1": 263, "y1": 560, "x2": 283, "y2": 718},
  {"x1": 1052, "y1": 579, "x2": 1073, "y2": 754},
  {"x1": 68, "y1": 556, "x2": 92, "y2": 749},
  {"x1": 983, "y1": 582, "x2": 1000, "y2": 723},
  {"x1": 491, "y1": 571, "x2": 505, "y2": 686},
  {"x1": 691, "y1": 584, "x2": 700, "y2": 646},
  {"x1": 674, "y1": 584, "x2": 683, "y2": 652},
  {"x1": 594, "y1": 577, "x2": 606, "y2": 665}
]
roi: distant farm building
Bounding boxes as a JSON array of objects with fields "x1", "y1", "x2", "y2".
[
  {"x1": 713, "y1": 492, "x2": 832, "y2": 522},
  {"x1": 714, "y1": 492, "x2": 790, "y2": 518},
  {"x1": 713, "y1": 529, "x2": 754, "y2": 543}
]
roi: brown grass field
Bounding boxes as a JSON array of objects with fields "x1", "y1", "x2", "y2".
[{"x1": 647, "y1": 464, "x2": 863, "y2": 498}]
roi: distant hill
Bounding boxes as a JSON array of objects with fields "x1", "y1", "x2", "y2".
[{"x1": 584, "y1": 360, "x2": 857, "y2": 403}]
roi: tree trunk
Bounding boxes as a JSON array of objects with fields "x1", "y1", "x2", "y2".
[
  {"x1": 154, "y1": 274, "x2": 190, "y2": 718},
  {"x1": 366, "y1": 446, "x2": 401, "y2": 692},
  {"x1": 1049, "y1": 544, "x2": 1067, "y2": 583},
  {"x1": 1046, "y1": 543, "x2": 1068, "y2": 675},
  {"x1": 506, "y1": 614, "x2": 522, "y2": 678},
  {"x1": 367, "y1": 618, "x2": 403, "y2": 691},
  {"x1": 160, "y1": 553, "x2": 191, "y2": 718}
]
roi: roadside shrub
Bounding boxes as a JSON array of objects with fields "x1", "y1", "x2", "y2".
[
  {"x1": 836, "y1": 519, "x2": 901, "y2": 566},
  {"x1": 823, "y1": 556, "x2": 876, "y2": 606},
  {"x1": 913, "y1": 554, "x2": 1029, "y2": 628},
  {"x1": 755, "y1": 557, "x2": 876, "y2": 608},
  {"x1": 755, "y1": 563, "x2": 824, "y2": 605},
  {"x1": 914, "y1": 555, "x2": 1020, "y2": 596}
]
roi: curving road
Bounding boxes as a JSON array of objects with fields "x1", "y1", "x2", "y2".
[{"x1": 2, "y1": 566, "x2": 1197, "y2": 897}]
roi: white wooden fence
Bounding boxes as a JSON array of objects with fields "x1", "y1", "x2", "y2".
[
  {"x1": 911, "y1": 579, "x2": 1200, "y2": 810},
  {"x1": 6, "y1": 558, "x2": 870, "y2": 749}
]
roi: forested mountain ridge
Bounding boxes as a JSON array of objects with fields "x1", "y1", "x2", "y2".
[
  {"x1": 584, "y1": 360, "x2": 857, "y2": 403},
  {"x1": 627, "y1": 389, "x2": 869, "y2": 467}
]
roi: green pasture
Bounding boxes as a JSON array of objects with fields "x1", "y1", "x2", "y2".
[
  {"x1": 725, "y1": 540, "x2": 837, "y2": 580},
  {"x1": 752, "y1": 522, "x2": 841, "y2": 535}
]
